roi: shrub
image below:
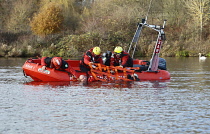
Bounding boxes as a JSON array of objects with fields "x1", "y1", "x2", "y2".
[{"x1": 30, "y1": 3, "x2": 64, "y2": 36}]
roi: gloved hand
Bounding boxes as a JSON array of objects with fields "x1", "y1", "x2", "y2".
[
  {"x1": 89, "y1": 62, "x2": 93, "y2": 67},
  {"x1": 89, "y1": 62, "x2": 96, "y2": 68},
  {"x1": 89, "y1": 62, "x2": 93, "y2": 65},
  {"x1": 92, "y1": 65, "x2": 97, "y2": 68}
]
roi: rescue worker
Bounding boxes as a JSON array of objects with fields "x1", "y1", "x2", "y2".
[
  {"x1": 41, "y1": 57, "x2": 69, "y2": 71},
  {"x1": 102, "y1": 51, "x2": 112, "y2": 66},
  {"x1": 111, "y1": 46, "x2": 133, "y2": 67},
  {"x1": 79, "y1": 46, "x2": 103, "y2": 72}
]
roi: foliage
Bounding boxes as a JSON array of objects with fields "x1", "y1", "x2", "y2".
[
  {"x1": 175, "y1": 50, "x2": 189, "y2": 57},
  {"x1": 41, "y1": 32, "x2": 102, "y2": 58},
  {"x1": 5, "y1": 0, "x2": 39, "y2": 33},
  {"x1": 0, "y1": 0, "x2": 210, "y2": 57},
  {"x1": 0, "y1": 37, "x2": 39, "y2": 57},
  {"x1": 30, "y1": 3, "x2": 64, "y2": 36},
  {"x1": 184, "y1": 0, "x2": 210, "y2": 40},
  {"x1": 40, "y1": 0, "x2": 80, "y2": 33},
  {"x1": 206, "y1": 53, "x2": 210, "y2": 57},
  {"x1": 163, "y1": 0, "x2": 187, "y2": 26}
]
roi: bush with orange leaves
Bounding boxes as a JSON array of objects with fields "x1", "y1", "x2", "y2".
[{"x1": 30, "y1": 3, "x2": 64, "y2": 36}]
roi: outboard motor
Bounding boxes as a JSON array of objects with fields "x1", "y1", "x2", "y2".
[
  {"x1": 158, "y1": 58, "x2": 167, "y2": 70},
  {"x1": 102, "y1": 51, "x2": 112, "y2": 66}
]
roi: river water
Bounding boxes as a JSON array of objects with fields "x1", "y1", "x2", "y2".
[{"x1": 0, "y1": 57, "x2": 209, "y2": 134}]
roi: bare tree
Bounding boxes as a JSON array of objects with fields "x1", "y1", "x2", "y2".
[{"x1": 184, "y1": 0, "x2": 210, "y2": 40}]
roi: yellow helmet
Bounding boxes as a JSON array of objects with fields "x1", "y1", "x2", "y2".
[
  {"x1": 114, "y1": 46, "x2": 123, "y2": 54},
  {"x1": 93, "y1": 47, "x2": 101, "y2": 55}
]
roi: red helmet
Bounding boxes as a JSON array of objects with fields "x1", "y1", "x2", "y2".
[{"x1": 52, "y1": 57, "x2": 62, "y2": 69}]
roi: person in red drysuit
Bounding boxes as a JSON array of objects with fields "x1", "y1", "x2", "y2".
[
  {"x1": 79, "y1": 46, "x2": 103, "y2": 72},
  {"x1": 110, "y1": 46, "x2": 133, "y2": 67},
  {"x1": 41, "y1": 57, "x2": 68, "y2": 70}
]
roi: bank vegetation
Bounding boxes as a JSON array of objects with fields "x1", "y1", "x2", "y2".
[{"x1": 0, "y1": 0, "x2": 209, "y2": 58}]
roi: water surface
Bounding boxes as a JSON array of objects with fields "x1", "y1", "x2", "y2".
[{"x1": 0, "y1": 57, "x2": 209, "y2": 133}]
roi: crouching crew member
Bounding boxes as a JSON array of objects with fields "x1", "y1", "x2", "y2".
[
  {"x1": 41, "y1": 57, "x2": 68, "y2": 70},
  {"x1": 79, "y1": 46, "x2": 103, "y2": 72}
]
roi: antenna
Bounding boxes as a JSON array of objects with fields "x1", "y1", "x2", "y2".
[
  {"x1": 128, "y1": 0, "x2": 153, "y2": 58},
  {"x1": 146, "y1": 0, "x2": 153, "y2": 18}
]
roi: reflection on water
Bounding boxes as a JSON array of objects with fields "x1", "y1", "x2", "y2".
[
  {"x1": 0, "y1": 57, "x2": 210, "y2": 134},
  {"x1": 24, "y1": 80, "x2": 169, "y2": 89}
]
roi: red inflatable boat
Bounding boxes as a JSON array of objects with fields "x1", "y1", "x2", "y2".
[{"x1": 22, "y1": 58, "x2": 170, "y2": 82}]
